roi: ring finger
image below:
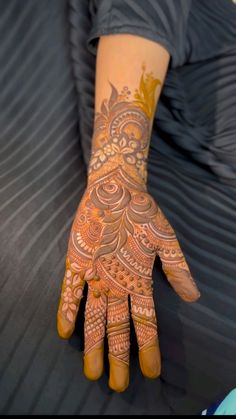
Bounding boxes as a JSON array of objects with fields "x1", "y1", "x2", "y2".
[{"x1": 107, "y1": 295, "x2": 130, "y2": 392}]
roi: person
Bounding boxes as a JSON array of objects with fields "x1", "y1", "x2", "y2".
[
  {"x1": 57, "y1": 33, "x2": 201, "y2": 392},
  {"x1": 0, "y1": 0, "x2": 236, "y2": 416},
  {"x1": 57, "y1": 0, "x2": 236, "y2": 411}
]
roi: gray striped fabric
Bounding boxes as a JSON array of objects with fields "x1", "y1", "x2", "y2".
[
  {"x1": 0, "y1": 0, "x2": 236, "y2": 416},
  {"x1": 0, "y1": 0, "x2": 87, "y2": 415}
]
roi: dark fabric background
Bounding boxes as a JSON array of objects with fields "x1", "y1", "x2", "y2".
[{"x1": 0, "y1": 0, "x2": 235, "y2": 415}]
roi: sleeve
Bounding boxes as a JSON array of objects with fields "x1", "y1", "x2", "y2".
[{"x1": 87, "y1": 0, "x2": 192, "y2": 68}]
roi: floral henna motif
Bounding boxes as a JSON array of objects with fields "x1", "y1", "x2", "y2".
[
  {"x1": 59, "y1": 258, "x2": 84, "y2": 323},
  {"x1": 88, "y1": 67, "x2": 161, "y2": 184},
  {"x1": 88, "y1": 98, "x2": 149, "y2": 180}
]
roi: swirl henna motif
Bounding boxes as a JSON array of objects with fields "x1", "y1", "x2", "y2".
[{"x1": 57, "y1": 67, "x2": 200, "y2": 392}]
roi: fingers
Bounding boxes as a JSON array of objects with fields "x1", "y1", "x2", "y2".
[
  {"x1": 57, "y1": 257, "x2": 85, "y2": 339},
  {"x1": 150, "y1": 210, "x2": 200, "y2": 302},
  {"x1": 84, "y1": 287, "x2": 107, "y2": 381},
  {"x1": 107, "y1": 296, "x2": 130, "y2": 392},
  {"x1": 131, "y1": 294, "x2": 161, "y2": 379}
]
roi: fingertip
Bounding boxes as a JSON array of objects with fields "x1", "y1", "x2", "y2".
[
  {"x1": 139, "y1": 339, "x2": 161, "y2": 379},
  {"x1": 108, "y1": 355, "x2": 129, "y2": 392},
  {"x1": 182, "y1": 288, "x2": 201, "y2": 303},
  {"x1": 163, "y1": 266, "x2": 201, "y2": 303},
  {"x1": 57, "y1": 311, "x2": 75, "y2": 339},
  {"x1": 84, "y1": 345, "x2": 104, "y2": 381},
  {"x1": 177, "y1": 271, "x2": 201, "y2": 302}
]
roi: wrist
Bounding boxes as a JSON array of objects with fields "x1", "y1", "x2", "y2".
[
  {"x1": 87, "y1": 66, "x2": 161, "y2": 187},
  {"x1": 87, "y1": 165, "x2": 147, "y2": 194},
  {"x1": 87, "y1": 139, "x2": 148, "y2": 187}
]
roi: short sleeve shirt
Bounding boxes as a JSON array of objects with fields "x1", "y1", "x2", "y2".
[{"x1": 87, "y1": 0, "x2": 236, "y2": 185}]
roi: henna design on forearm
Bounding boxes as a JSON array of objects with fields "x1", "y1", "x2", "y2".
[{"x1": 88, "y1": 66, "x2": 161, "y2": 184}]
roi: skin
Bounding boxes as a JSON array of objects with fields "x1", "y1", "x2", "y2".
[{"x1": 57, "y1": 35, "x2": 200, "y2": 392}]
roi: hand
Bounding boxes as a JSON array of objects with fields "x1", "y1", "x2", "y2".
[{"x1": 57, "y1": 167, "x2": 200, "y2": 392}]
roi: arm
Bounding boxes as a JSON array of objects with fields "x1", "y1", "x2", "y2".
[
  {"x1": 57, "y1": 34, "x2": 200, "y2": 392},
  {"x1": 89, "y1": 34, "x2": 169, "y2": 185}
]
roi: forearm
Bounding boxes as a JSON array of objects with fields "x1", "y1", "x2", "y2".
[{"x1": 88, "y1": 34, "x2": 170, "y2": 186}]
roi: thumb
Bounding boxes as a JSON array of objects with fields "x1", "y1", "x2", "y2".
[
  {"x1": 159, "y1": 253, "x2": 200, "y2": 303},
  {"x1": 149, "y1": 208, "x2": 200, "y2": 302}
]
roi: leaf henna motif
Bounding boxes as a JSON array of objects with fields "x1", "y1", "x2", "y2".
[
  {"x1": 134, "y1": 67, "x2": 161, "y2": 119},
  {"x1": 91, "y1": 180, "x2": 158, "y2": 263}
]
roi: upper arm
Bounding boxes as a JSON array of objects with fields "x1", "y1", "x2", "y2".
[{"x1": 88, "y1": 0, "x2": 191, "y2": 117}]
